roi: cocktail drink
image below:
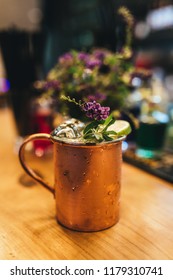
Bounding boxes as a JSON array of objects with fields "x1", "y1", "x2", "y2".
[
  {"x1": 19, "y1": 101, "x2": 131, "y2": 232},
  {"x1": 51, "y1": 123, "x2": 124, "y2": 231}
]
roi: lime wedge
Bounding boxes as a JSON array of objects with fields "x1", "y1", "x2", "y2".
[{"x1": 107, "y1": 120, "x2": 131, "y2": 137}]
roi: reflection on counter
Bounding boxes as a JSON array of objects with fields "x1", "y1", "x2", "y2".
[{"x1": 123, "y1": 141, "x2": 173, "y2": 184}]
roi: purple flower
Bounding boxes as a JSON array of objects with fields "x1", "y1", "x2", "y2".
[
  {"x1": 78, "y1": 52, "x2": 89, "y2": 63},
  {"x1": 43, "y1": 80, "x2": 60, "y2": 91},
  {"x1": 82, "y1": 101, "x2": 110, "y2": 120},
  {"x1": 93, "y1": 49, "x2": 107, "y2": 61},
  {"x1": 58, "y1": 53, "x2": 73, "y2": 64},
  {"x1": 86, "y1": 58, "x2": 102, "y2": 69},
  {"x1": 87, "y1": 92, "x2": 106, "y2": 102}
]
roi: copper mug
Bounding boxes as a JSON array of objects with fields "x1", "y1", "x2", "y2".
[{"x1": 19, "y1": 133, "x2": 125, "y2": 232}]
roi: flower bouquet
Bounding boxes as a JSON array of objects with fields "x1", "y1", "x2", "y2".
[{"x1": 34, "y1": 7, "x2": 137, "y2": 119}]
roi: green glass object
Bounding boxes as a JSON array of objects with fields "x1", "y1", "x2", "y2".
[{"x1": 136, "y1": 113, "x2": 168, "y2": 158}]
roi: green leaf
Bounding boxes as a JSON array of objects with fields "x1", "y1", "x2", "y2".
[
  {"x1": 93, "y1": 131, "x2": 103, "y2": 141},
  {"x1": 103, "y1": 114, "x2": 113, "y2": 126},
  {"x1": 103, "y1": 134, "x2": 114, "y2": 141},
  {"x1": 83, "y1": 120, "x2": 100, "y2": 135},
  {"x1": 102, "y1": 115, "x2": 116, "y2": 132},
  {"x1": 104, "y1": 130, "x2": 117, "y2": 136},
  {"x1": 83, "y1": 133, "x2": 95, "y2": 139}
]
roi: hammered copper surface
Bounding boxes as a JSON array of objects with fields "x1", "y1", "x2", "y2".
[
  {"x1": 54, "y1": 141, "x2": 122, "y2": 231},
  {"x1": 19, "y1": 133, "x2": 123, "y2": 232}
]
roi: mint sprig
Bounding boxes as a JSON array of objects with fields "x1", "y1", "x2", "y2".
[
  {"x1": 61, "y1": 95, "x2": 118, "y2": 143},
  {"x1": 83, "y1": 115, "x2": 117, "y2": 143}
]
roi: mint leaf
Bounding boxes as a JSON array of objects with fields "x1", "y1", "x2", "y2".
[
  {"x1": 104, "y1": 130, "x2": 117, "y2": 136},
  {"x1": 102, "y1": 115, "x2": 115, "y2": 132},
  {"x1": 83, "y1": 120, "x2": 100, "y2": 135},
  {"x1": 83, "y1": 116, "x2": 117, "y2": 143},
  {"x1": 103, "y1": 114, "x2": 114, "y2": 126},
  {"x1": 103, "y1": 134, "x2": 114, "y2": 141}
]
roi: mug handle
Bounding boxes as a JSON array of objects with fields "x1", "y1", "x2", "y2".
[{"x1": 19, "y1": 133, "x2": 55, "y2": 195}]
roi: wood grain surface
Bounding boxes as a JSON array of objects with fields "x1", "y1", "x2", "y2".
[{"x1": 0, "y1": 106, "x2": 173, "y2": 260}]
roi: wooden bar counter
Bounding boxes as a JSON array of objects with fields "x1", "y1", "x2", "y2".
[{"x1": 0, "y1": 106, "x2": 173, "y2": 260}]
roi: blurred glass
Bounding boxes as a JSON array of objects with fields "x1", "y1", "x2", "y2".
[
  {"x1": 136, "y1": 114, "x2": 168, "y2": 158},
  {"x1": 28, "y1": 96, "x2": 55, "y2": 157},
  {"x1": 135, "y1": 67, "x2": 169, "y2": 158}
]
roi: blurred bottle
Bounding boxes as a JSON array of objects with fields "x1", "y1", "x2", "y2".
[
  {"x1": 136, "y1": 68, "x2": 169, "y2": 158},
  {"x1": 124, "y1": 71, "x2": 152, "y2": 146},
  {"x1": 165, "y1": 102, "x2": 173, "y2": 151},
  {"x1": 0, "y1": 30, "x2": 46, "y2": 137},
  {"x1": 163, "y1": 74, "x2": 173, "y2": 151},
  {"x1": 29, "y1": 96, "x2": 55, "y2": 157}
]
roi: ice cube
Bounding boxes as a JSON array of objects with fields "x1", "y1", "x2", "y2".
[{"x1": 51, "y1": 118, "x2": 85, "y2": 139}]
